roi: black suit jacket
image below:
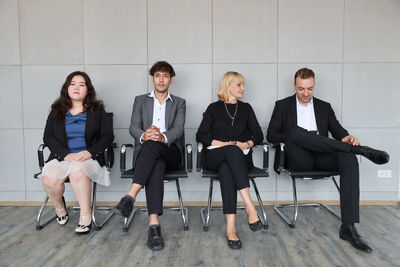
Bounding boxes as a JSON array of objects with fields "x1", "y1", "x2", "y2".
[
  {"x1": 267, "y1": 94, "x2": 349, "y2": 144},
  {"x1": 43, "y1": 106, "x2": 114, "y2": 166}
]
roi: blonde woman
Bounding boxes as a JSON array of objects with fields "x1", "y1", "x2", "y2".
[{"x1": 196, "y1": 71, "x2": 264, "y2": 249}]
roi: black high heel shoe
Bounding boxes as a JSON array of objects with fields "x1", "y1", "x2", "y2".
[
  {"x1": 75, "y1": 215, "x2": 92, "y2": 235},
  {"x1": 56, "y1": 196, "x2": 69, "y2": 226}
]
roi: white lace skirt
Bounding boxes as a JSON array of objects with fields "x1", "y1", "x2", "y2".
[{"x1": 42, "y1": 159, "x2": 111, "y2": 187}]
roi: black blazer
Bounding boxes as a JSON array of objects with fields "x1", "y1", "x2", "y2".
[
  {"x1": 43, "y1": 106, "x2": 114, "y2": 166},
  {"x1": 267, "y1": 94, "x2": 349, "y2": 144}
]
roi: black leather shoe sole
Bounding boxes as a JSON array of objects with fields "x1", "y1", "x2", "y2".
[
  {"x1": 147, "y1": 238, "x2": 165, "y2": 251},
  {"x1": 113, "y1": 196, "x2": 134, "y2": 218},
  {"x1": 340, "y1": 232, "x2": 373, "y2": 253},
  {"x1": 361, "y1": 147, "x2": 390, "y2": 165},
  {"x1": 227, "y1": 237, "x2": 242, "y2": 249}
]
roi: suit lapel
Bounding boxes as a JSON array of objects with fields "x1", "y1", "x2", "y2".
[
  {"x1": 165, "y1": 98, "x2": 172, "y2": 129},
  {"x1": 145, "y1": 96, "x2": 154, "y2": 128},
  {"x1": 290, "y1": 94, "x2": 297, "y2": 127},
  {"x1": 313, "y1": 98, "x2": 321, "y2": 132},
  {"x1": 85, "y1": 110, "x2": 95, "y2": 142}
]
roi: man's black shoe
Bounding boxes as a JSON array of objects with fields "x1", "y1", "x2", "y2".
[
  {"x1": 112, "y1": 195, "x2": 134, "y2": 218},
  {"x1": 357, "y1": 146, "x2": 389, "y2": 165},
  {"x1": 147, "y1": 225, "x2": 164, "y2": 251},
  {"x1": 339, "y1": 224, "x2": 372, "y2": 253}
]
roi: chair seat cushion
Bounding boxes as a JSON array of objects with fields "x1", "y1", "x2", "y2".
[
  {"x1": 202, "y1": 167, "x2": 268, "y2": 179},
  {"x1": 121, "y1": 168, "x2": 188, "y2": 179},
  {"x1": 285, "y1": 169, "x2": 339, "y2": 179}
]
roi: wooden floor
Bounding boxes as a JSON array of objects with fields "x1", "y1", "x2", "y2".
[{"x1": 0, "y1": 205, "x2": 399, "y2": 267}]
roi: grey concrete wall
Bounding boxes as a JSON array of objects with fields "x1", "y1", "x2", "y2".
[{"x1": 0, "y1": 0, "x2": 399, "y2": 202}]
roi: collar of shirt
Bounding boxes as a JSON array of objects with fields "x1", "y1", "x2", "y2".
[
  {"x1": 296, "y1": 96, "x2": 314, "y2": 108},
  {"x1": 148, "y1": 90, "x2": 173, "y2": 103},
  {"x1": 296, "y1": 96, "x2": 318, "y2": 131}
]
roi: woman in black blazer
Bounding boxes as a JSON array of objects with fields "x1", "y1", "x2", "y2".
[
  {"x1": 41, "y1": 71, "x2": 114, "y2": 234},
  {"x1": 196, "y1": 71, "x2": 264, "y2": 249}
]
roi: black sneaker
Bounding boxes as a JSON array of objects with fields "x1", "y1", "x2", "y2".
[
  {"x1": 147, "y1": 225, "x2": 164, "y2": 251},
  {"x1": 112, "y1": 196, "x2": 134, "y2": 218}
]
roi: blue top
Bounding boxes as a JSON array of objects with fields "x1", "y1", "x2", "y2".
[{"x1": 65, "y1": 111, "x2": 87, "y2": 153}]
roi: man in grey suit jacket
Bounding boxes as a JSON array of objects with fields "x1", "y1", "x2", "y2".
[{"x1": 114, "y1": 61, "x2": 186, "y2": 251}]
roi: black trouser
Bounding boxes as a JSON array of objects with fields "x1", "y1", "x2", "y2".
[
  {"x1": 285, "y1": 127, "x2": 359, "y2": 225},
  {"x1": 204, "y1": 145, "x2": 254, "y2": 214},
  {"x1": 133, "y1": 140, "x2": 181, "y2": 215}
]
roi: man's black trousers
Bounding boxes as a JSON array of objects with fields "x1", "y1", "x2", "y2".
[
  {"x1": 133, "y1": 140, "x2": 181, "y2": 215},
  {"x1": 285, "y1": 127, "x2": 359, "y2": 225}
]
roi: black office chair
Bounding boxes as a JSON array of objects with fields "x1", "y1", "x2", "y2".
[
  {"x1": 196, "y1": 142, "x2": 270, "y2": 232},
  {"x1": 119, "y1": 140, "x2": 193, "y2": 232},
  {"x1": 273, "y1": 143, "x2": 341, "y2": 228},
  {"x1": 34, "y1": 143, "x2": 117, "y2": 231}
]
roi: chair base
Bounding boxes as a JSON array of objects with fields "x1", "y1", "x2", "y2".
[
  {"x1": 199, "y1": 178, "x2": 268, "y2": 232},
  {"x1": 123, "y1": 207, "x2": 189, "y2": 232},
  {"x1": 273, "y1": 173, "x2": 341, "y2": 228},
  {"x1": 122, "y1": 178, "x2": 189, "y2": 232},
  {"x1": 274, "y1": 203, "x2": 341, "y2": 228},
  {"x1": 200, "y1": 206, "x2": 268, "y2": 232},
  {"x1": 36, "y1": 182, "x2": 114, "y2": 231}
]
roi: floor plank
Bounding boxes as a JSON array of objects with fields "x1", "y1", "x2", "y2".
[{"x1": 0, "y1": 205, "x2": 399, "y2": 266}]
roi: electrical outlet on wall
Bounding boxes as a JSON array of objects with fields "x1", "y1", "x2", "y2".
[{"x1": 377, "y1": 170, "x2": 392, "y2": 178}]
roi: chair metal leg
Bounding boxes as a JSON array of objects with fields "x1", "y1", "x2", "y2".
[
  {"x1": 36, "y1": 195, "x2": 57, "y2": 230},
  {"x1": 123, "y1": 208, "x2": 138, "y2": 232},
  {"x1": 90, "y1": 182, "x2": 114, "y2": 231},
  {"x1": 250, "y1": 178, "x2": 268, "y2": 229},
  {"x1": 200, "y1": 178, "x2": 213, "y2": 232},
  {"x1": 274, "y1": 177, "x2": 299, "y2": 228},
  {"x1": 274, "y1": 175, "x2": 341, "y2": 228},
  {"x1": 175, "y1": 179, "x2": 189, "y2": 231},
  {"x1": 332, "y1": 177, "x2": 340, "y2": 192}
]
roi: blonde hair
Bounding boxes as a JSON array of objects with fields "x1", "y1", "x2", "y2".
[{"x1": 217, "y1": 71, "x2": 245, "y2": 102}]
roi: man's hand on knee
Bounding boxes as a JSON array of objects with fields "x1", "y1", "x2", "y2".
[{"x1": 341, "y1": 135, "x2": 360, "y2": 146}]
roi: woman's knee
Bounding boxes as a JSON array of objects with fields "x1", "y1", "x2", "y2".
[
  {"x1": 42, "y1": 175, "x2": 62, "y2": 188},
  {"x1": 68, "y1": 170, "x2": 90, "y2": 183},
  {"x1": 225, "y1": 145, "x2": 245, "y2": 162}
]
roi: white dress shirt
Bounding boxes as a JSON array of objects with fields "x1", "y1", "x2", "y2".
[
  {"x1": 140, "y1": 90, "x2": 172, "y2": 144},
  {"x1": 296, "y1": 96, "x2": 318, "y2": 132}
]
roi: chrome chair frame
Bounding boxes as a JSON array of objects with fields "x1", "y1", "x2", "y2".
[
  {"x1": 197, "y1": 142, "x2": 270, "y2": 232},
  {"x1": 34, "y1": 143, "x2": 116, "y2": 231},
  {"x1": 119, "y1": 143, "x2": 193, "y2": 232},
  {"x1": 273, "y1": 143, "x2": 341, "y2": 228}
]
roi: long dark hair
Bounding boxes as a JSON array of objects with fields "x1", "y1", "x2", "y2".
[{"x1": 51, "y1": 71, "x2": 104, "y2": 120}]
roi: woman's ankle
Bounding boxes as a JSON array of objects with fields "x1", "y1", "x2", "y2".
[{"x1": 79, "y1": 214, "x2": 92, "y2": 226}]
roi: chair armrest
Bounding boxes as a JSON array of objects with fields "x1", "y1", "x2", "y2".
[
  {"x1": 262, "y1": 142, "x2": 269, "y2": 171},
  {"x1": 37, "y1": 144, "x2": 47, "y2": 169},
  {"x1": 186, "y1": 144, "x2": 193, "y2": 172},
  {"x1": 34, "y1": 144, "x2": 48, "y2": 179},
  {"x1": 120, "y1": 144, "x2": 134, "y2": 173},
  {"x1": 104, "y1": 142, "x2": 117, "y2": 171},
  {"x1": 196, "y1": 142, "x2": 203, "y2": 172},
  {"x1": 278, "y1": 143, "x2": 285, "y2": 172}
]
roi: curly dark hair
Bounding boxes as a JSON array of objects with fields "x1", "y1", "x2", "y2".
[
  {"x1": 51, "y1": 71, "x2": 104, "y2": 120},
  {"x1": 149, "y1": 61, "x2": 175, "y2": 77}
]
